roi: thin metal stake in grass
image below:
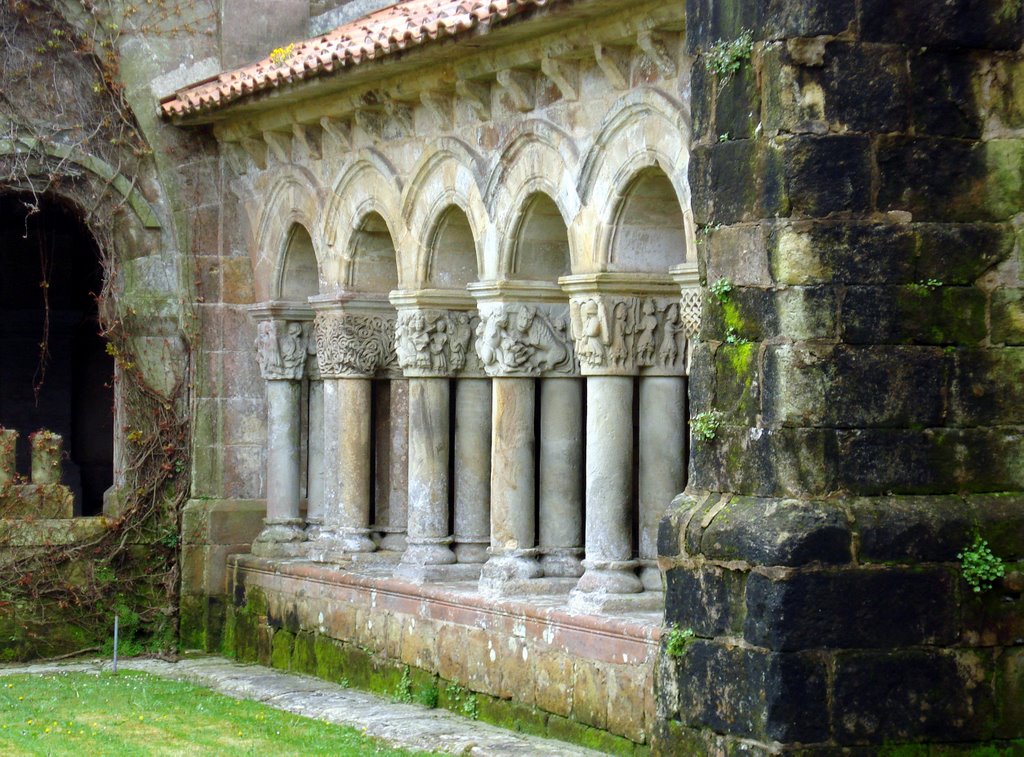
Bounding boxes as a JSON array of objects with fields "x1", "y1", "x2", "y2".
[{"x1": 112, "y1": 614, "x2": 119, "y2": 674}]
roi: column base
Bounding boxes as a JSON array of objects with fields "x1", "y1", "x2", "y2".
[
  {"x1": 453, "y1": 538, "x2": 490, "y2": 564},
  {"x1": 251, "y1": 520, "x2": 307, "y2": 558},
  {"x1": 567, "y1": 587, "x2": 664, "y2": 614},
  {"x1": 377, "y1": 529, "x2": 408, "y2": 552},
  {"x1": 572, "y1": 559, "x2": 643, "y2": 595},
  {"x1": 306, "y1": 528, "x2": 377, "y2": 563},
  {"x1": 639, "y1": 559, "x2": 665, "y2": 592},
  {"x1": 398, "y1": 537, "x2": 457, "y2": 566},
  {"x1": 304, "y1": 519, "x2": 324, "y2": 542},
  {"x1": 540, "y1": 548, "x2": 584, "y2": 578},
  {"x1": 478, "y1": 550, "x2": 544, "y2": 595}
]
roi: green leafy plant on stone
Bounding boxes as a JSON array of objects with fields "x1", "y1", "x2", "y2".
[
  {"x1": 958, "y1": 535, "x2": 1006, "y2": 594},
  {"x1": 664, "y1": 625, "x2": 695, "y2": 658},
  {"x1": 692, "y1": 411, "x2": 722, "y2": 442},
  {"x1": 704, "y1": 30, "x2": 754, "y2": 82},
  {"x1": 444, "y1": 682, "x2": 479, "y2": 720},
  {"x1": 718, "y1": 132, "x2": 731, "y2": 142},
  {"x1": 725, "y1": 327, "x2": 750, "y2": 345},
  {"x1": 710, "y1": 277, "x2": 733, "y2": 303},
  {"x1": 416, "y1": 681, "x2": 439, "y2": 708},
  {"x1": 907, "y1": 279, "x2": 944, "y2": 297},
  {"x1": 394, "y1": 665, "x2": 413, "y2": 703}
]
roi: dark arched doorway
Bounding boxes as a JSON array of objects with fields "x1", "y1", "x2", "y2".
[{"x1": 0, "y1": 193, "x2": 114, "y2": 515}]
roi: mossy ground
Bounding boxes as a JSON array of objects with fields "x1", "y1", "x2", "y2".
[{"x1": 0, "y1": 670, "x2": 434, "y2": 756}]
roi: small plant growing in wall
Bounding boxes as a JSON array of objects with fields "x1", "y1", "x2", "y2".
[
  {"x1": 665, "y1": 625, "x2": 695, "y2": 658},
  {"x1": 269, "y1": 43, "x2": 295, "y2": 68},
  {"x1": 958, "y1": 535, "x2": 1005, "y2": 594},
  {"x1": 394, "y1": 666, "x2": 413, "y2": 703},
  {"x1": 704, "y1": 29, "x2": 754, "y2": 82},
  {"x1": 692, "y1": 411, "x2": 722, "y2": 442},
  {"x1": 710, "y1": 277, "x2": 733, "y2": 304}
]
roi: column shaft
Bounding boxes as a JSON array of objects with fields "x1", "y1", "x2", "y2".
[
  {"x1": 305, "y1": 380, "x2": 325, "y2": 539},
  {"x1": 400, "y1": 378, "x2": 456, "y2": 567},
  {"x1": 314, "y1": 377, "x2": 375, "y2": 557},
  {"x1": 538, "y1": 378, "x2": 584, "y2": 577},
  {"x1": 453, "y1": 378, "x2": 491, "y2": 563},
  {"x1": 576, "y1": 375, "x2": 642, "y2": 594},
  {"x1": 379, "y1": 379, "x2": 409, "y2": 551},
  {"x1": 638, "y1": 375, "x2": 687, "y2": 590},
  {"x1": 480, "y1": 377, "x2": 542, "y2": 586},
  {"x1": 253, "y1": 379, "x2": 305, "y2": 555}
]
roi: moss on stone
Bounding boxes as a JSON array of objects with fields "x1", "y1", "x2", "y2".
[
  {"x1": 270, "y1": 629, "x2": 295, "y2": 670},
  {"x1": 291, "y1": 631, "x2": 316, "y2": 675}
]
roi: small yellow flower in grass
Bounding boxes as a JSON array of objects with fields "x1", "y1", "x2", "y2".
[
  {"x1": 139, "y1": 715, "x2": 144, "y2": 721},
  {"x1": 44, "y1": 728, "x2": 50, "y2": 733},
  {"x1": 26, "y1": 719, "x2": 32, "y2": 725},
  {"x1": 18, "y1": 696, "x2": 23, "y2": 701}
]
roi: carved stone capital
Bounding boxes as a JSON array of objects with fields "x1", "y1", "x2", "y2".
[
  {"x1": 255, "y1": 319, "x2": 308, "y2": 381},
  {"x1": 395, "y1": 308, "x2": 479, "y2": 377},
  {"x1": 304, "y1": 321, "x2": 322, "y2": 381},
  {"x1": 568, "y1": 294, "x2": 686, "y2": 376},
  {"x1": 474, "y1": 303, "x2": 577, "y2": 377},
  {"x1": 313, "y1": 312, "x2": 397, "y2": 378}
]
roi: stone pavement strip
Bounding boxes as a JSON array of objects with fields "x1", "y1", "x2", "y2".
[{"x1": 0, "y1": 655, "x2": 607, "y2": 757}]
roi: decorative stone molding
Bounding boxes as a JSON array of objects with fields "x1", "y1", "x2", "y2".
[
  {"x1": 254, "y1": 319, "x2": 308, "y2": 381},
  {"x1": 313, "y1": 312, "x2": 396, "y2": 379},
  {"x1": 672, "y1": 264, "x2": 701, "y2": 342},
  {"x1": 304, "y1": 322, "x2": 321, "y2": 381},
  {"x1": 474, "y1": 303, "x2": 576, "y2": 377},
  {"x1": 394, "y1": 309, "x2": 478, "y2": 377},
  {"x1": 560, "y1": 274, "x2": 686, "y2": 376}
]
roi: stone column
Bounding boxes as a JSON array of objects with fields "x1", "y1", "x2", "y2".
[
  {"x1": 538, "y1": 378, "x2": 584, "y2": 577},
  {"x1": 305, "y1": 351, "x2": 326, "y2": 540},
  {"x1": 638, "y1": 375, "x2": 686, "y2": 590},
  {"x1": 391, "y1": 302, "x2": 477, "y2": 580},
  {"x1": 453, "y1": 377, "x2": 491, "y2": 563},
  {"x1": 480, "y1": 375, "x2": 542, "y2": 586},
  {"x1": 378, "y1": 379, "x2": 409, "y2": 551},
  {"x1": 306, "y1": 302, "x2": 396, "y2": 561},
  {"x1": 250, "y1": 316, "x2": 308, "y2": 557},
  {"x1": 0, "y1": 428, "x2": 16, "y2": 486}
]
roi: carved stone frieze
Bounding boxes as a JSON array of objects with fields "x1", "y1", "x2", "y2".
[
  {"x1": 313, "y1": 312, "x2": 397, "y2": 378},
  {"x1": 255, "y1": 319, "x2": 308, "y2": 381},
  {"x1": 395, "y1": 309, "x2": 477, "y2": 376},
  {"x1": 474, "y1": 304, "x2": 576, "y2": 377},
  {"x1": 568, "y1": 295, "x2": 686, "y2": 375},
  {"x1": 679, "y1": 287, "x2": 701, "y2": 340}
]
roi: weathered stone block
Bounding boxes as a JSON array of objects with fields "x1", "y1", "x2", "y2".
[
  {"x1": 959, "y1": 564, "x2": 1024, "y2": 647},
  {"x1": 665, "y1": 565, "x2": 747, "y2": 636},
  {"x1": 831, "y1": 649, "x2": 997, "y2": 743},
  {"x1": 950, "y1": 348, "x2": 1024, "y2": 426},
  {"x1": 572, "y1": 660, "x2": 608, "y2": 730},
  {"x1": 991, "y1": 288, "x2": 1024, "y2": 345},
  {"x1": 835, "y1": 429, "x2": 960, "y2": 495},
  {"x1": 672, "y1": 640, "x2": 829, "y2": 743},
  {"x1": 994, "y1": 647, "x2": 1024, "y2": 739},
  {"x1": 839, "y1": 285, "x2": 987, "y2": 345},
  {"x1": 989, "y1": 57, "x2": 1024, "y2": 131},
  {"x1": 784, "y1": 135, "x2": 873, "y2": 217},
  {"x1": 714, "y1": 65, "x2": 759, "y2": 141},
  {"x1": 714, "y1": 343, "x2": 759, "y2": 425},
  {"x1": 915, "y1": 223, "x2": 1014, "y2": 285},
  {"x1": 533, "y1": 649, "x2": 574, "y2": 718},
  {"x1": 704, "y1": 223, "x2": 772, "y2": 287},
  {"x1": 860, "y1": 0, "x2": 1023, "y2": 50},
  {"x1": 969, "y1": 493, "x2": 1024, "y2": 560},
  {"x1": 701, "y1": 496, "x2": 852, "y2": 567},
  {"x1": 910, "y1": 51, "x2": 983, "y2": 138},
  {"x1": 690, "y1": 140, "x2": 787, "y2": 226},
  {"x1": 744, "y1": 568, "x2": 958, "y2": 651},
  {"x1": 851, "y1": 495, "x2": 973, "y2": 563},
  {"x1": 700, "y1": 286, "x2": 779, "y2": 343}
]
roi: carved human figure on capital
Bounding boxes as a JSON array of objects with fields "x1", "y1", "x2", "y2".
[
  {"x1": 255, "y1": 320, "x2": 307, "y2": 380},
  {"x1": 569, "y1": 298, "x2": 609, "y2": 368},
  {"x1": 475, "y1": 305, "x2": 575, "y2": 375}
]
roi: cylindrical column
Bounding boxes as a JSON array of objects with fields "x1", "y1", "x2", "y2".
[
  {"x1": 379, "y1": 379, "x2": 409, "y2": 551},
  {"x1": 576, "y1": 375, "x2": 642, "y2": 594},
  {"x1": 305, "y1": 379, "x2": 325, "y2": 540},
  {"x1": 400, "y1": 378, "x2": 456, "y2": 567},
  {"x1": 253, "y1": 378, "x2": 306, "y2": 555},
  {"x1": 538, "y1": 378, "x2": 584, "y2": 577},
  {"x1": 0, "y1": 428, "x2": 16, "y2": 487},
  {"x1": 480, "y1": 377, "x2": 542, "y2": 587},
  {"x1": 453, "y1": 378, "x2": 491, "y2": 563},
  {"x1": 313, "y1": 377, "x2": 376, "y2": 558},
  {"x1": 638, "y1": 375, "x2": 687, "y2": 590}
]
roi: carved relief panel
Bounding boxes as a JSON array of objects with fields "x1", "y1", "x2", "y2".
[
  {"x1": 255, "y1": 319, "x2": 308, "y2": 380},
  {"x1": 568, "y1": 295, "x2": 686, "y2": 375},
  {"x1": 313, "y1": 312, "x2": 397, "y2": 378},
  {"x1": 473, "y1": 303, "x2": 576, "y2": 377},
  {"x1": 394, "y1": 309, "x2": 479, "y2": 377}
]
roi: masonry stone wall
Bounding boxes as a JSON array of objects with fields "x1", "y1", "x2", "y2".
[{"x1": 657, "y1": 0, "x2": 1024, "y2": 753}]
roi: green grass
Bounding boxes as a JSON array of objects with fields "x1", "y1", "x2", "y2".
[{"x1": 0, "y1": 670, "x2": 436, "y2": 756}]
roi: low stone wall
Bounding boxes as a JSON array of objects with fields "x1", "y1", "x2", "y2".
[
  {"x1": 223, "y1": 555, "x2": 660, "y2": 755},
  {"x1": 656, "y1": 493, "x2": 1024, "y2": 755}
]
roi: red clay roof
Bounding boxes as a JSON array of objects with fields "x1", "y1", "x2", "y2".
[{"x1": 161, "y1": 0, "x2": 557, "y2": 119}]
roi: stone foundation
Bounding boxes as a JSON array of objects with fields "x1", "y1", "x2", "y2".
[{"x1": 223, "y1": 554, "x2": 660, "y2": 754}]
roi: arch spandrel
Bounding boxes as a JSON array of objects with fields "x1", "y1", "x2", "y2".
[
  {"x1": 323, "y1": 152, "x2": 405, "y2": 290},
  {"x1": 254, "y1": 169, "x2": 324, "y2": 303},
  {"x1": 485, "y1": 121, "x2": 583, "y2": 278},
  {"x1": 578, "y1": 89, "x2": 697, "y2": 271},
  {"x1": 401, "y1": 141, "x2": 488, "y2": 289}
]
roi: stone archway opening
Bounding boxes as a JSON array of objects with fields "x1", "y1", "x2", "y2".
[
  {"x1": 511, "y1": 192, "x2": 571, "y2": 281},
  {"x1": 0, "y1": 192, "x2": 114, "y2": 516},
  {"x1": 426, "y1": 205, "x2": 476, "y2": 289}
]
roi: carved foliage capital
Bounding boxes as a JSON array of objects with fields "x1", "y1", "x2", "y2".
[
  {"x1": 313, "y1": 312, "x2": 397, "y2": 378},
  {"x1": 255, "y1": 319, "x2": 308, "y2": 381},
  {"x1": 474, "y1": 303, "x2": 576, "y2": 377},
  {"x1": 395, "y1": 309, "x2": 478, "y2": 377},
  {"x1": 568, "y1": 295, "x2": 686, "y2": 375}
]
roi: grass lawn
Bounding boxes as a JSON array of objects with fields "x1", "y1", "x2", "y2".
[{"x1": 0, "y1": 670, "x2": 436, "y2": 756}]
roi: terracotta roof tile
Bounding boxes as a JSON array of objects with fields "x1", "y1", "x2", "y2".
[{"x1": 161, "y1": 0, "x2": 557, "y2": 118}]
